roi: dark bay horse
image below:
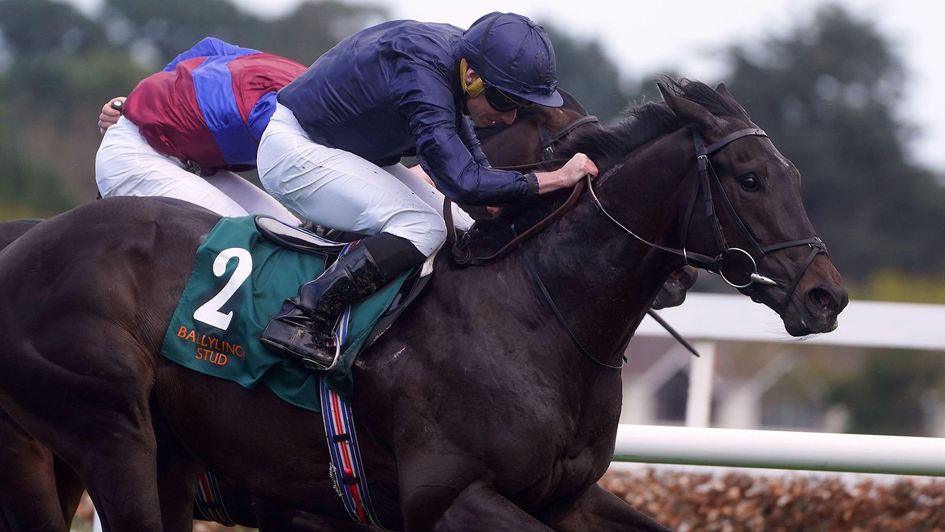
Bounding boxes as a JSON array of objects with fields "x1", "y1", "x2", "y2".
[
  {"x1": 1, "y1": 90, "x2": 699, "y2": 531},
  {"x1": 0, "y1": 79, "x2": 846, "y2": 531},
  {"x1": 0, "y1": 93, "x2": 695, "y2": 531}
]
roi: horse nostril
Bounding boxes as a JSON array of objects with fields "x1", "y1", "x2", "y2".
[{"x1": 807, "y1": 287, "x2": 837, "y2": 315}]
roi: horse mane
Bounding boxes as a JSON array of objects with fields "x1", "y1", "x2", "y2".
[
  {"x1": 555, "y1": 78, "x2": 750, "y2": 170},
  {"x1": 553, "y1": 103, "x2": 680, "y2": 171},
  {"x1": 466, "y1": 78, "x2": 747, "y2": 254},
  {"x1": 664, "y1": 77, "x2": 752, "y2": 123}
]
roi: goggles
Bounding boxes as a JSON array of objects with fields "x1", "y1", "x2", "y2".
[{"x1": 484, "y1": 85, "x2": 530, "y2": 112}]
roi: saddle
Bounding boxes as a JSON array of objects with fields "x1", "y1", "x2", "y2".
[{"x1": 254, "y1": 215, "x2": 346, "y2": 257}]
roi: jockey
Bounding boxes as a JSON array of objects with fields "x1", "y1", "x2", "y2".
[
  {"x1": 94, "y1": 37, "x2": 303, "y2": 223},
  {"x1": 258, "y1": 12, "x2": 600, "y2": 369}
]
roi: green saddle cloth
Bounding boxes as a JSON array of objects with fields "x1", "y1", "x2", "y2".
[{"x1": 159, "y1": 216, "x2": 408, "y2": 411}]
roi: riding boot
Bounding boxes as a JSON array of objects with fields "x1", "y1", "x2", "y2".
[{"x1": 261, "y1": 233, "x2": 425, "y2": 370}]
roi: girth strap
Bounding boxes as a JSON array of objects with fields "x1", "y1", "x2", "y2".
[
  {"x1": 318, "y1": 244, "x2": 385, "y2": 528},
  {"x1": 193, "y1": 472, "x2": 237, "y2": 526},
  {"x1": 319, "y1": 374, "x2": 382, "y2": 527}
]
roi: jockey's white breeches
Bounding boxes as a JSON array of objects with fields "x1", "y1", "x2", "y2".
[
  {"x1": 95, "y1": 117, "x2": 299, "y2": 224},
  {"x1": 257, "y1": 103, "x2": 474, "y2": 257}
]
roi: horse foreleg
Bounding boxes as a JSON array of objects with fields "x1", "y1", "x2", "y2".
[
  {"x1": 53, "y1": 457, "x2": 85, "y2": 527},
  {"x1": 77, "y1": 424, "x2": 166, "y2": 532},
  {"x1": 155, "y1": 429, "x2": 203, "y2": 531},
  {"x1": 541, "y1": 483, "x2": 669, "y2": 532},
  {"x1": 0, "y1": 410, "x2": 70, "y2": 532},
  {"x1": 420, "y1": 481, "x2": 553, "y2": 532},
  {"x1": 79, "y1": 410, "x2": 197, "y2": 531}
]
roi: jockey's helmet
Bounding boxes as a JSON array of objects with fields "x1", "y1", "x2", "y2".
[{"x1": 460, "y1": 12, "x2": 563, "y2": 107}]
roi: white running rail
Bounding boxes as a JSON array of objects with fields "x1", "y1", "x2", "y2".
[{"x1": 618, "y1": 293, "x2": 945, "y2": 476}]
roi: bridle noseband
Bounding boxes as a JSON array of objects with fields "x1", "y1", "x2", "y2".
[{"x1": 588, "y1": 126, "x2": 828, "y2": 314}]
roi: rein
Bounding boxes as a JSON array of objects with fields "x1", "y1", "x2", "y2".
[
  {"x1": 447, "y1": 113, "x2": 597, "y2": 265},
  {"x1": 448, "y1": 181, "x2": 583, "y2": 265},
  {"x1": 524, "y1": 257, "x2": 627, "y2": 370},
  {"x1": 446, "y1": 122, "x2": 826, "y2": 370},
  {"x1": 517, "y1": 126, "x2": 823, "y2": 369}
]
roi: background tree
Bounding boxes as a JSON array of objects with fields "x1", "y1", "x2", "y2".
[
  {"x1": 542, "y1": 23, "x2": 635, "y2": 123},
  {"x1": 0, "y1": 0, "x2": 124, "y2": 215},
  {"x1": 101, "y1": 0, "x2": 385, "y2": 66},
  {"x1": 721, "y1": 5, "x2": 945, "y2": 282},
  {"x1": 829, "y1": 349, "x2": 945, "y2": 436}
]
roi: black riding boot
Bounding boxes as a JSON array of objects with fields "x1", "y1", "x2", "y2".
[{"x1": 261, "y1": 233, "x2": 425, "y2": 370}]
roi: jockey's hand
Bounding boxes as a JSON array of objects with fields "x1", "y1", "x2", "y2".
[
  {"x1": 98, "y1": 97, "x2": 126, "y2": 135},
  {"x1": 534, "y1": 152, "x2": 599, "y2": 194}
]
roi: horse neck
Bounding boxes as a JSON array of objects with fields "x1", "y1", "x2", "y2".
[{"x1": 526, "y1": 127, "x2": 695, "y2": 364}]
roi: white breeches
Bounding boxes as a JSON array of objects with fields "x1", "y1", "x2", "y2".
[
  {"x1": 257, "y1": 104, "x2": 474, "y2": 257},
  {"x1": 95, "y1": 117, "x2": 299, "y2": 224}
]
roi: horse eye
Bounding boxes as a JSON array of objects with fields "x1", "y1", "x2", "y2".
[{"x1": 738, "y1": 173, "x2": 761, "y2": 191}]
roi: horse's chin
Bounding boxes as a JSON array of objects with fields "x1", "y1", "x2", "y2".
[
  {"x1": 781, "y1": 306, "x2": 840, "y2": 337},
  {"x1": 782, "y1": 317, "x2": 823, "y2": 337},
  {"x1": 749, "y1": 290, "x2": 840, "y2": 337}
]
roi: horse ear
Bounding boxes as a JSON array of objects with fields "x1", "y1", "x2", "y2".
[
  {"x1": 658, "y1": 81, "x2": 724, "y2": 133},
  {"x1": 715, "y1": 82, "x2": 754, "y2": 123}
]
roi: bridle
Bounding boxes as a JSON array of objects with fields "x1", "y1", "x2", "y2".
[
  {"x1": 587, "y1": 126, "x2": 828, "y2": 314},
  {"x1": 537, "y1": 115, "x2": 600, "y2": 160}
]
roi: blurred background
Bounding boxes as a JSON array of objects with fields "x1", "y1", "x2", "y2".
[{"x1": 2, "y1": 0, "x2": 943, "y2": 528}]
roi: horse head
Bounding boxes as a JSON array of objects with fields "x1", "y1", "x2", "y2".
[
  {"x1": 574, "y1": 78, "x2": 847, "y2": 336},
  {"x1": 661, "y1": 79, "x2": 847, "y2": 334}
]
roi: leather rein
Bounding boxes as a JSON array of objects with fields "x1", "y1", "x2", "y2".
[{"x1": 447, "y1": 114, "x2": 598, "y2": 265}]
